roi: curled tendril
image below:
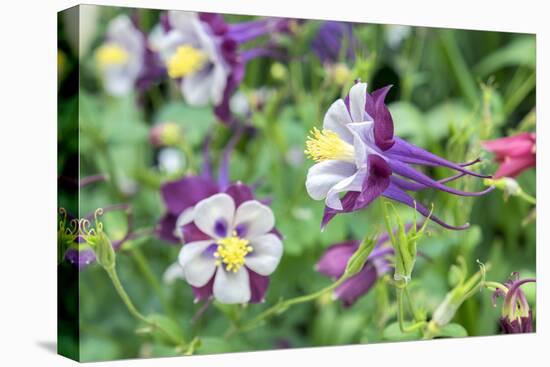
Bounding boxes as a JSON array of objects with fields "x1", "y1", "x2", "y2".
[{"x1": 78, "y1": 208, "x2": 105, "y2": 245}]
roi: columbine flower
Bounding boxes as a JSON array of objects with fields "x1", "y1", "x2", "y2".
[
  {"x1": 316, "y1": 235, "x2": 393, "y2": 307},
  {"x1": 154, "y1": 11, "x2": 290, "y2": 123},
  {"x1": 304, "y1": 81, "x2": 493, "y2": 229},
  {"x1": 95, "y1": 15, "x2": 145, "y2": 96},
  {"x1": 171, "y1": 193, "x2": 283, "y2": 304},
  {"x1": 156, "y1": 131, "x2": 255, "y2": 244},
  {"x1": 482, "y1": 132, "x2": 536, "y2": 178},
  {"x1": 312, "y1": 21, "x2": 357, "y2": 64},
  {"x1": 493, "y1": 272, "x2": 536, "y2": 334}
]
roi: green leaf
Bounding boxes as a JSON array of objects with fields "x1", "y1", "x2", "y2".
[
  {"x1": 437, "y1": 323, "x2": 468, "y2": 338},
  {"x1": 146, "y1": 314, "x2": 185, "y2": 346},
  {"x1": 388, "y1": 101, "x2": 427, "y2": 146},
  {"x1": 475, "y1": 36, "x2": 535, "y2": 77},
  {"x1": 382, "y1": 322, "x2": 422, "y2": 341}
]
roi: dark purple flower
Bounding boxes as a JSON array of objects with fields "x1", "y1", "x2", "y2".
[
  {"x1": 152, "y1": 11, "x2": 290, "y2": 124},
  {"x1": 317, "y1": 233, "x2": 394, "y2": 307},
  {"x1": 312, "y1": 21, "x2": 357, "y2": 64},
  {"x1": 493, "y1": 272, "x2": 535, "y2": 334},
  {"x1": 304, "y1": 82, "x2": 494, "y2": 230}
]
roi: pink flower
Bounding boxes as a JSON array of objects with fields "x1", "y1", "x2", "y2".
[{"x1": 482, "y1": 132, "x2": 536, "y2": 178}]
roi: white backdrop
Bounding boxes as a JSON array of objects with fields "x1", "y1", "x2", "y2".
[{"x1": 0, "y1": 0, "x2": 546, "y2": 366}]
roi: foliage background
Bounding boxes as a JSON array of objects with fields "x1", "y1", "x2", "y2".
[{"x1": 57, "y1": 5, "x2": 536, "y2": 362}]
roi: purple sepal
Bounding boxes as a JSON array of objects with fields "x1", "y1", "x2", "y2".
[
  {"x1": 161, "y1": 176, "x2": 219, "y2": 215},
  {"x1": 225, "y1": 182, "x2": 255, "y2": 206},
  {"x1": 156, "y1": 214, "x2": 180, "y2": 244},
  {"x1": 199, "y1": 13, "x2": 229, "y2": 35},
  {"x1": 335, "y1": 264, "x2": 379, "y2": 307},
  {"x1": 64, "y1": 247, "x2": 97, "y2": 270},
  {"x1": 316, "y1": 240, "x2": 359, "y2": 278},
  {"x1": 182, "y1": 222, "x2": 211, "y2": 243},
  {"x1": 365, "y1": 86, "x2": 395, "y2": 151},
  {"x1": 248, "y1": 269, "x2": 270, "y2": 303},
  {"x1": 500, "y1": 311, "x2": 533, "y2": 334},
  {"x1": 192, "y1": 276, "x2": 215, "y2": 302},
  {"x1": 382, "y1": 183, "x2": 470, "y2": 230}
]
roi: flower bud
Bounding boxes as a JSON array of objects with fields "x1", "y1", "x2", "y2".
[
  {"x1": 330, "y1": 63, "x2": 351, "y2": 86},
  {"x1": 270, "y1": 62, "x2": 288, "y2": 81},
  {"x1": 149, "y1": 122, "x2": 183, "y2": 147},
  {"x1": 344, "y1": 237, "x2": 376, "y2": 278},
  {"x1": 95, "y1": 231, "x2": 116, "y2": 270}
]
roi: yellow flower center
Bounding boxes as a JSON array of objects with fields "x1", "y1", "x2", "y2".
[
  {"x1": 304, "y1": 127, "x2": 355, "y2": 163},
  {"x1": 166, "y1": 45, "x2": 207, "y2": 79},
  {"x1": 95, "y1": 44, "x2": 129, "y2": 68},
  {"x1": 215, "y1": 231, "x2": 253, "y2": 273}
]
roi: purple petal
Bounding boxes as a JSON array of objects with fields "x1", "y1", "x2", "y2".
[
  {"x1": 355, "y1": 155, "x2": 392, "y2": 208},
  {"x1": 161, "y1": 176, "x2": 219, "y2": 215},
  {"x1": 386, "y1": 138, "x2": 491, "y2": 178},
  {"x1": 365, "y1": 86, "x2": 395, "y2": 151},
  {"x1": 198, "y1": 13, "x2": 228, "y2": 35},
  {"x1": 382, "y1": 182, "x2": 470, "y2": 230},
  {"x1": 248, "y1": 268, "x2": 270, "y2": 303}
]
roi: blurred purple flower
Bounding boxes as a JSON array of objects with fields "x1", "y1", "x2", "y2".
[
  {"x1": 152, "y1": 11, "x2": 290, "y2": 124},
  {"x1": 304, "y1": 82, "x2": 494, "y2": 230},
  {"x1": 316, "y1": 232, "x2": 395, "y2": 306},
  {"x1": 312, "y1": 21, "x2": 357, "y2": 64},
  {"x1": 493, "y1": 272, "x2": 535, "y2": 334},
  {"x1": 95, "y1": 15, "x2": 162, "y2": 97}
]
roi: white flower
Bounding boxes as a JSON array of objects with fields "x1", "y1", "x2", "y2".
[
  {"x1": 156, "y1": 11, "x2": 230, "y2": 106},
  {"x1": 95, "y1": 15, "x2": 145, "y2": 96},
  {"x1": 176, "y1": 193, "x2": 283, "y2": 304},
  {"x1": 304, "y1": 82, "x2": 380, "y2": 210}
]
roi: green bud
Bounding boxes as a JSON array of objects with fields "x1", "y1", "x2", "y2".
[
  {"x1": 95, "y1": 231, "x2": 116, "y2": 270},
  {"x1": 270, "y1": 62, "x2": 288, "y2": 81},
  {"x1": 344, "y1": 236, "x2": 377, "y2": 278}
]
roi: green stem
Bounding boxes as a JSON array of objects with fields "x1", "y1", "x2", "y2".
[
  {"x1": 105, "y1": 266, "x2": 185, "y2": 348},
  {"x1": 234, "y1": 274, "x2": 349, "y2": 335},
  {"x1": 518, "y1": 191, "x2": 536, "y2": 205},
  {"x1": 397, "y1": 287, "x2": 426, "y2": 333},
  {"x1": 131, "y1": 247, "x2": 175, "y2": 318},
  {"x1": 504, "y1": 72, "x2": 535, "y2": 117}
]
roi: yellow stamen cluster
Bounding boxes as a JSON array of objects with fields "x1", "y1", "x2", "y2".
[
  {"x1": 166, "y1": 45, "x2": 207, "y2": 79},
  {"x1": 304, "y1": 127, "x2": 355, "y2": 163},
  {"x1": 95, "y1": 44, "x2": 129, "y2": 68},
  {"x1": 215, "y1": 231, "x2": 253, "y2": 273}
]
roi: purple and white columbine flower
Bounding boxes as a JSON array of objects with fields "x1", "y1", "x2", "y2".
[
  {"x1": 153, "y1": 11, "x2": 290, "y2": 124},
  {"x1": 95, "y1": 15, "x2": 146, "y2": 96},
  {"x1": 316, "y1": 235, "x2": 393, "y2": 307},
  {"x1": 170, "y1": 193, "x2": 283, "y2": 304},
  {"x1": 304, "y1": 81, "x2": 494, "y2": 229},
  {"x1": 493, "y1": 272, "x2": 536, "y2": 334}
]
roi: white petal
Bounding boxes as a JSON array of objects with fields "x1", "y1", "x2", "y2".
[
  {"x1": 173, "y1": 206, "x2": 195, "y2": 239},
  {"x1": 193, "y1": 193, "x2": 235, "y2": 239},
  {"x1": 325, "y1": 168, "x2": 366, "y2": 210},
  {"x1": 306, "y1": 160, "x2": 357, "y2": 201},
  {"x1": 168, "y1": 10, "x2": 199, "y2": 35},
  {"x1": 349, "y1": 82, "x2": 368, "y2": 122},
  {"x1": 347, "y1": 121, "x2": 376, "y2": 168},
  {"x1": 182, "y1": 69, "x2": 214, "y2": 106},
  {"x1": 245, "y1": 234, "x2": 283, "y2": 276},
  {"x1": 163, "y1": 262, "x2": 185, "y2": 284},
  {"x1": 322, "y1": 99, "x2": 353, "y2": 143},
  {"x1": 213, "y1": 268, "x2": 251, "y2": 304},
  {"x1": 178, "y1": 240, "x2": 217, "y2": 287},
  {"x1": 234, "y1": 201, "x2": 275, "y2": 238}
]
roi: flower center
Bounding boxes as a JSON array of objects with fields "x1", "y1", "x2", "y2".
[
  {"x1": 166, "y1": 45, "x2": 207, "y2": 79},
  {"x1": 215, "y1": 231, "x2": 253, "y2": 272},
  {"x1": 96, "y1": 44, "x2": 129, "y2": 68},
  {"x1": 304, "y1": 127, "x2": 355, "y2": 163}
]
